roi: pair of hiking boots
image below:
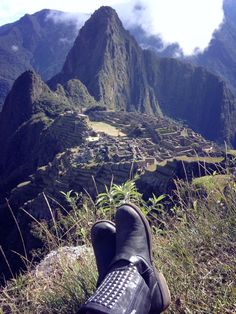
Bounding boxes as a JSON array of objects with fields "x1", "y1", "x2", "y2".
[{"x1": 79, "y1": 203, "x2": 171, "y2": 314}]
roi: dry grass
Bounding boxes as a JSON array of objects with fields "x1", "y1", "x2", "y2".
[
  {"x1": 153, "y1": 180, "x2": 236, "y2": 313},
  {"x1": 227, "y1": 150, "x2": 236, "y2": 157},
  {"x1": 192, "y1": 174, "x2": 231, "y2": 201},
  {"x1": 0, "y1": 176, "x2": 235, "y2": 313},
  {"x1": 0, "y1": 253, "x2": 97, "y2": 313}
]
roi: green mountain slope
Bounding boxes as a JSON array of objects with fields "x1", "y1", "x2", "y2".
[
  {"x1": 0, "y1": 9, "x2": 84, "y2": 108},
  {"x1": 50, "y1": 6, "x2": 236, "y2": 146},
  {"x1": 144, "y1": 52, "x2": 236, "y2": 145},
  {"x1": 49, "y1": 7, "x2": 161, "y2": 115},
  {"x1": 0, "y1": 71, "x2": 72, "y2": 193}
]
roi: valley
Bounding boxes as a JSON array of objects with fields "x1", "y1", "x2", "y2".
[{"x1": 0, "y1": 3, "x2": 235, "y2": 312}]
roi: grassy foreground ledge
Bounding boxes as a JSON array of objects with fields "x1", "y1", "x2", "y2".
[{"x1": 0, "y1": 177, "x2": 235, "y2": 313}]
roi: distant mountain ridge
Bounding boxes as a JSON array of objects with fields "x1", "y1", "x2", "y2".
[
  {"x1": 0, "y1": 5, "x2": 236, "y2": 150},
  {"x1": 49, "y1": 6, "x2": 236, "y2": 146},
  {"x1": 0, "y1": 0, "x2": 236, "y2": 110},
  {"x1": 132, "y1": 0, "x2": 236, "y2": 97},
  {"x1": 191, "y1": 0, "x2": 236, "y2": 96},
  {"x1": 0, "y1": 3, "x2": 236, "y2": 146},
  {"x1": 49, "y1": 7, "x2": 161, "y2": 115},
  {"x1": 0, "y1": 5, "x2": 235, "y2": 282},
  {"x1": 0, "y1": 9, "x2": 85, "y2": 108}
]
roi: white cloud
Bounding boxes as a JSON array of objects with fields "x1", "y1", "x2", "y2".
[
  {"x1": 46, "y1": 10, "x2": 89, "y2": 31},
  {"x1": 0, "y1": 0, "x2": 225, "y2": 55},
  {"x1": 115, "y1": 0, "x2": 224, "y2": 55},
  {"x1": 11, "y1": 45, "x2": 19, "y2": 51},
  {"x1": 0, "y1": 0, "x2": 124, "y2": 25}
]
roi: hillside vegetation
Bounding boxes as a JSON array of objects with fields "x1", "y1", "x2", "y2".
[{"x1": 0, "y1": 173, "x2": 235, "y2": 313}]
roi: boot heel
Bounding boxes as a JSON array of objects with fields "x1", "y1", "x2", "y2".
[{"x1": 150, "y1": 272, "x2": 171, "y2": 313}]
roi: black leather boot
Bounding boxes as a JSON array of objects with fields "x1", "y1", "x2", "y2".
[
  {"x1": 79, "y1": 205, "x2": 170, "y2": 313},
  {"x1": 111, "y1": 203, "x2": 171, "y2": 314},
  {"x1": 78, "y1": 262, "x2": 151, "y2": 314},
  {"x1": 91, "y1": 220, "x2": 116, "y2": 286}
]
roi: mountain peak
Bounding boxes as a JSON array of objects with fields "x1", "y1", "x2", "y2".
[
  {"x1": 49, "y1": 6, "x2": 161, "y2": 114},
  {"x1": 80, "y1": 5, "x2": 123, "y2": 38},
  {"x1": 92, "y1": 6, "x2": 119, "y2": 18},
  {"x1": 9, "y1": 70, "x2": 46, "y2": 104},
  {"x1": 0, "y1": 70, "x2": 48, "y2": 144},
  {"x1": 88, "y1": 6, "x2": 121, "y2": 25}
]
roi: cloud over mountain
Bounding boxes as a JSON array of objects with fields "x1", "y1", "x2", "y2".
[
  {"x1": 1, "y1": 0, "x2": 225, "y2": 55},
  {"x1": 115, "y1": 0, "x2": 225, "y2": 55}
]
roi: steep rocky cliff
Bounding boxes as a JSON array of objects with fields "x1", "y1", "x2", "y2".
[
  {"x1": 144, "y1": 52, "x2": 236, "y2": 145},
  {"x1": 192, "y1": 0, "x2": 236, "y2": 96},
  {"x1": 49, "y1": 7, "x2": 161, "y2": 115},
  {"x1": 49, "y1": 6, "x2": 236, "y2": 146}
]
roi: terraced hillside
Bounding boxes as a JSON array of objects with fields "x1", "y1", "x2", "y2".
[
  {"x1": 0, "y1": 108, "x2": 227, "y2": 281},
  {"x1": 6, "y1": 110, "x2": 222, "y2": 211}
]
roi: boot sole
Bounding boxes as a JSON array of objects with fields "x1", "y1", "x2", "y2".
[{"x1": 120, "y1": 203, "x2": 171, "y2": 312}]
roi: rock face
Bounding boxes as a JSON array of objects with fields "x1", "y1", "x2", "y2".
[
  {"x1": 192, "y1": 0, "x2": 236, "y2": 96},
  {"x1": 35, "y1": 246, "x2": 89, "y2": 278},
  {"x1": 144, "y1": 53, "x2": 236, "y2": 145},
  {"x1": 49, "y1": 7, "x2": 161, "y2": 115}
]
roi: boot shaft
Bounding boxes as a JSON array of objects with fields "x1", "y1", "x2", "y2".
[{"x1": 78, "y1": 264, "x2": 151, "y2": 314}]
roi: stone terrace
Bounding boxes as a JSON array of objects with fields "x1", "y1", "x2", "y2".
[
  {"x1": 8, "y1": 110, "x2": 224, "y2": 212},
  {"x1": 85, "y1": 111, "x2": 222, "y2": 165}
]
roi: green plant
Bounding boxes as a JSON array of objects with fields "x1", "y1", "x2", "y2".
[
  {"x1": 153, "y1": 178, "x2": 236, "y2": 313},
  {"x1": 1, "y1": 177, "x2": 235, "y2": 313},
  {"x1": 60, "y1": 190, "x2": 80, "y2": 211},
  {"x1": 145, "y1": 194, "x2": 169, "y2": 228},
  {"x1": 95, "y1": 179, "x2": 143, "y2": 218}
]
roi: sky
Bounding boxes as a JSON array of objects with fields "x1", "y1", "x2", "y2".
[{"x1": 0, "y1": 0, "x2": 225, "y2": 55}]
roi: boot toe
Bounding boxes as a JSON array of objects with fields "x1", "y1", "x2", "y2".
[{"x1": 91, "y1": 220, "x2": 116, "y2": 286}]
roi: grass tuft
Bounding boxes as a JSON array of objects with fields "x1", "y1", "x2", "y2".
[{"x1": 0, "y1": 175, "x2": 235, "y2": 313}]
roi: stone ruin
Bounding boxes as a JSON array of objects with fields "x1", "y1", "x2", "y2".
[
  {"x1": 85, "y1": 110, "x2": 221, "y2": 164},
  {"x1": 46, "y1": 109, "x2": 221, "y2": 168},
  {"x1": 7, "y1": 109, "x2": 224, "y2": 216},
  {"x1": 47, "y1": 111, "x2": 92, "y2": 149}
]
